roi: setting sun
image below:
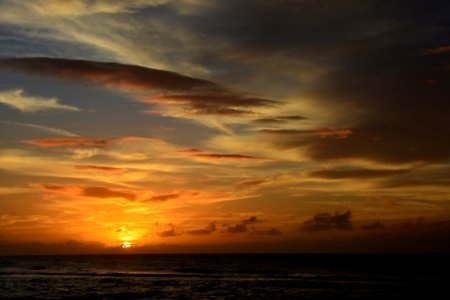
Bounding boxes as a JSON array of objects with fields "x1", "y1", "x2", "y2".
[{"x1": 121, "y1": 242, "x2": 133, "y2": 249}]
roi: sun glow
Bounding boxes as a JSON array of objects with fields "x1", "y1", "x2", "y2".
[{"x1": 121, "y1": 241, "x2": 133, "y2": 248}]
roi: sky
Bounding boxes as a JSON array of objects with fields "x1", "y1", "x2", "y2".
[{"x1": 0, "y1": 0, "x2": 449, "y2": 254}]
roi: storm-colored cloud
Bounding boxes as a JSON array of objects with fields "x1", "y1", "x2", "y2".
[
  {"x1": 301, "y1": 211, "x2": 353, "y2": 232},
  {"x1": 0, "y1": 57, "x2": 278, "y2": 116},
  {"x1": 175, "y1": 148, "x2": 271, "y2": 161},
  {"x1": 361, "y1": 221, "x2": 385, "y2": 231},
  {"x1": 139, "y1": 94, "x2": 277, "y2": 116},
  {"x1": 310, "y1": 168, "x2": 409, "y2": 179},
  {"x1": 187, "y1": 222, "x2": 216, "y2": 235},
  {"x1": 0, "y1": 88, "x2": 80, "y2": 113},
  {"x1": 225, "y1": 216, "x2": 262, "y2": 234},
  {"x1": 157, "y1": 225, "x2": 177, "y2": 237},
  {"x1": 81, "y1": 186, "x2": 136, "y2": 201},
  {"x1": 35, "y1": 183, "x2": 136, "y2": 201},
  {"x1": 149, "y1": 193, "x2": 179, "y2": 202}
]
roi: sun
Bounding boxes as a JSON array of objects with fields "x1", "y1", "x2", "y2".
[{"x1": 121, "y1": 241, "x2": 133, "y2": 248}]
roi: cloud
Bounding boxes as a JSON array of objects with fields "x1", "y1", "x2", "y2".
[
  {"x1": 225, "y1": 216, "x2": 262, "y2": 234},
  {"x1": 74, "y1": 165, "x2": 125, "y2": 174},
  {"x1": 225, "y1": 223, "x2": 247, "y2": 234},
  {"x1": 361, "y1": 221, "x2": 385, "y2": 230},
  {"x1": 301, "y1": 211, "x2": 353, "y2": 232},
  {"x1": 253, "y1": 115, "x2": 307, "y2": 124},
  {"x1": 149, "y1": 193, "x2": 179, "y2": 202},
  {"x1": 0, "y1": 57, "x2": 279, "y2": 116},
  {"x1": 187, "y1": 222, "x2": 216, "y2": 235},
  {"x1": 310, "y1": 168, "x2": 409, "y2": 179},
  {"x1": 139, "y1": 94, "x2": 277, "y2": 115},
  {"x1": 22, "y1": 136, "x2": 162, "y2": 148},
  {"x1": 234, "y1": 179, "x2": 266, "y2": 191},
  {"x1": 17, "y1": 0, "x2": 168, "y2": 16},
  {"x1": 2, "y1": 121, "x2": 79, "y2": 137},
  {"x1": 157, "y1": 225, "x2": 177, "y2": 237},
  {"x1": 426, "y1": 45, "x2": 450, "y2": 54},
  {"x1": 175, "y1": 148, "x2": 271, "y2": 161},
  {"x1": 35, "y1": 183, "x2": 136, "y2": 201},
  {"x1": 252, "y1": 227, "x2": 282, "y2": 236},
  {"x1": 0, "y1": 88, "x2": 80, "y2": 113},
  {"x1": 0, "y1": 57, "x2": 224, "y2": 93},
  {"x1": 242, "y1": 216, "x2": 261, "y2": 225},
  {"x1": 81, "y1": 186, "x2": 136, "y2": 201},
  {"x1": 23, "y1": 138, "x2": 110, "y2": 148},
  {"x1": 260, "y1": 129, "x2": 353, "y2": 139}
]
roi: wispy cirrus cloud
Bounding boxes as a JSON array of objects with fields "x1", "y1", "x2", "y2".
[
  {"x1": 2, "y1": 121, "x2": 79, "y2": 137},
  {"x1": 0, "y1": 88, "x2": 80, "y2": 113},
  {"x1": 74, "y1": 165, "x2": 125, "y2": 174},
  {"x1": 175, "y1": 148, "x2": 272, "y2": 161},
  {"x1": 22, "y1": 136, "x2": 163, "y2": 148}
]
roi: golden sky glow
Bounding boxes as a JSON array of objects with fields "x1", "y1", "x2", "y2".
[{"x1": 0, "y1": 0, "x2": 449, "y2": 254}]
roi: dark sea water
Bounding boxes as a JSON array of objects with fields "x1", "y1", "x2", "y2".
[{"x1": 0, "y1": 254, "x2": 448, "y2": 299}]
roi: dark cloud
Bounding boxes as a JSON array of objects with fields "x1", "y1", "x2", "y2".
[
  {"x1": 301, "y1": 211, "x2": 353, "y2": 232},
  {"x1": 149, "y1": 193, "x2": 179, "y2": 202},
  {"x1": 252, "y1": 227, "x2": 282, "y2": 236},
  {"x1": 74, "y1": 165, "x2": 125, "y2": 173},
  {"x1": 0, "y1": 57, "x2": 223, "y2": 93},
  {"x1": 22, "y1": 136, "x2": 160, "y2": 148},
  {"x1": 175, "y1": 148, "x2": 271, "y2": 161},
  {"x1": 82, "y1": 186, "x2": 136, "y2": 201},
  {"x1": 361, "y1": 221, "x2": 386, "y2": 231},
  {"x1": 194, "y1": 154, "x2": 271, "y2": 161},
  {"x1": 225, "y1": 216, "x2": 262, "y2": 234},
  {"x1": 157, "y1": 225, "x2": 177, "y2": 237},
  {"x1": 242, "y1": 216, "x2": 261, "y2": 225},
  {"x1": 139, "y1": 94, "x2": 277, "y2": 116},
  {"x1": 187, "y1": 222, "x2": 216, "y2": 235},
  {"x1": 253, "y1": 115, "x2": 307, "y2": 124},
  {"x1": 187, "y1": 0, "x2": 450, "y2": 164},
  {"x1": 0, "y1": 57, "x2": 279, "y2": 115},
  {"x1": 225, "y1": 223, "x2": 247, "y2": 234},
  {"x1": 310, "y1": 168, "x2": 409, "y2": 179},
  {"x1": 41, "y1": 184, "x2": 65, "y2": 191}
]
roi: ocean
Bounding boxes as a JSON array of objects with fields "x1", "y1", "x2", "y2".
[{"x1": 0, "y1": 254, "x2": 448, "y2": 299}]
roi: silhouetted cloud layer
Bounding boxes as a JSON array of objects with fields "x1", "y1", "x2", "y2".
[
  {"x1": 0, "y1": 57, "x2": 278, "y2": 115},
  {"x1": 302, "y1": 211, "x2": 353, "y2": 232},
  {"x1": 187, "y1": 222, "x2": 216, "y2": 235}
]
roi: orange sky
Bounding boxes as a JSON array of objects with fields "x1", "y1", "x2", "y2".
[{"x1": 0, "y1": 0, "x2": 449, "y2": 254}]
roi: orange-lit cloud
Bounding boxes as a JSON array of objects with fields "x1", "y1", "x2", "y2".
[
  {"x1": 0, "y1": 57, "x2": 223, "y2": 93},
  {"x1": 23, "y1": 138, "x2": 110, "y2": 148},
  {"x1": 74, "y1": 165, "x2": 125, "y2": 174},
  {"x1": 148, "y1": 193, "x2": 179, "y2": 202},
  {"x1": 139, "y1": 95, "x2": 277, "y2": 115},
  {"x1": 0, "y1": 57, "x2": 279, "y2": 116},
  {"x1": 33, "y1": 183, "x2": 136, "y2": 201},
  {"x1": 175, "y1": 148, "x2": 272, "y2": 161},
  {"x1": 310, "y1": 168, "x2": 409, "y2": 179},
  {"x1": 22, "y1": 136, "x2": 163, "y2": 148},
  {"x1": 261, "y1": 128, "x2": 353, "y2": 139},
  {"x1": 81, "y1": 186, "x2": 136, "y2": 201},
  {"x1": 426, "y1": 45, "x2": 450, "y2": 54}
]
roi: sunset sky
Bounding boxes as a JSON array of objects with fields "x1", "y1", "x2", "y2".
[{"x1": 0, "y1": 0, "x2": 449, "y2": 254}]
